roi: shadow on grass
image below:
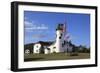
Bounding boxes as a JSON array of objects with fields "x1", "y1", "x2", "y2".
[{"x1": 24, "y1": 58, "x2": 44, "y2": 62}]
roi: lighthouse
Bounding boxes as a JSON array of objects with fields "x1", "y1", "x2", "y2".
[
  {"x1": 55, "y1": 24, "x2": 65, "y2": 52},
  {"x1": 32, "y1": 23, "x2": 67, "y2": 54}
]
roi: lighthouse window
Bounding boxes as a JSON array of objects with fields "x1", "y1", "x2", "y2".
[
  {"x1": 59, "y1": 37, "x2": 61, "y2": 39},
  {"x1": 59, "y1": 33, "x2": 62, "y2": 39},
  {"x1": 59, "y1": 36, "x2": 61, "y2": 39}
]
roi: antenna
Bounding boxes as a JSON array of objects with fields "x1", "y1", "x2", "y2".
[
  {"x1": 64, "y1": 19, "x2": 67, "y2": 35},
  {"x1": 63, "y1": 19, "x2": 70, "y2": 41}
]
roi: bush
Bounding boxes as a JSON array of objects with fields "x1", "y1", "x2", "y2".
[{"x1": 70, "y1": 53, "x2": 78, "y2": 56}]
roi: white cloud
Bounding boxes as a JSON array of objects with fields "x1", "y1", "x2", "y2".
[
  {"x1": 24, "y1": 20, "x2": 49, "y2": 31},
  {"x1": 24, "y1": 21, "x2": 33, "y2": 27}
]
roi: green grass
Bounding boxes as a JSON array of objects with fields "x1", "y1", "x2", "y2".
[{"x1": 24, "y1": 53, "x2": 90, "y2": 62}]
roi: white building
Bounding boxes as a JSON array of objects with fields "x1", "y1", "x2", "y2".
[
  {"x1": 33, "y1": 43, "x2": 41, "y2": 54},
  {"x1": 33, "y1": 24, "x2": 69, "y2": 54},
  {"x1": 24, "y1": 23, "x2": 72, "y2": 54}
]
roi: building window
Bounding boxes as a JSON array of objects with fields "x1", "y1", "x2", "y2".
[
  {"x1": 36, "y1": 45, "x2": 38, "y2": 48},
  {"x1": 47, "y1": 48, "x2": 50, "y2": 50},
  {"x1": 64, "y1": 40, "x2": 66, "y2": 45},
  {"x1": 53, "y1": 47, "x2": 56, "y2": 49},
  {"x1": 36, "y1": 50, "x2": 38, "y2": 52},
  {"x1": 62, "y1": 43, "x2": 64, "y2": 47}
]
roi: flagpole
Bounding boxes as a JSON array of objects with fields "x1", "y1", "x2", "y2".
[{"x1": 64, "y1": 19, "x2": 67, "y2": 36}]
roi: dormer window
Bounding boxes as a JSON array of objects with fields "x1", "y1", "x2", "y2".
[{"x1": 36, "y1": 46, "x2": 38, "y2": 48}]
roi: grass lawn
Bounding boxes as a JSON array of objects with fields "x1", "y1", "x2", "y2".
[{"x1": 24, "y1": 53, "x2": 90, "y2": 62}]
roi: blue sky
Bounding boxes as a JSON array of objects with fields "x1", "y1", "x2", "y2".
[{"x1": 24, "y1": 11, "x2": 90, "y2": 47}]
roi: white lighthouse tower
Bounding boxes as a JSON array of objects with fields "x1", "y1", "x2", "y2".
[
  {"x1": 55, "y1": 24, "x2": 65, "y2": 52},
  {"x1": 44, "y1": 23, "x2": 67, "y2": 54}
]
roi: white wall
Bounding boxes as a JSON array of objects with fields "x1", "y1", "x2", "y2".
[
  {"x1": 34, "y1": 43, "x2": 41, "y2": 53},
  {"x1": 0, "y1": 0, "x2": 99, "y2": 73}
]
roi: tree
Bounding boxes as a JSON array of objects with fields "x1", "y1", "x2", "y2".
[{"x1": 78, "y1": 45, "x2": 90, "y2": 53}]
